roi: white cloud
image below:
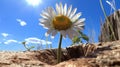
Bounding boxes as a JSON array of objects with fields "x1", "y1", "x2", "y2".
[
  {"x1": 1, "y1": 33, "x2": 9, "y2": 37},
  {"x1": 4, "y1": 39, "x2": 18, "y2": 45},
  {"x1": 16, "y1": 19, "x2": 27, "y2": 26},
  {"x1": 25, "y1": 37, "x2": 52, "y2": 45},
  {"x1": 2, "y1": 37, "x2": 52, "y2": 45}
]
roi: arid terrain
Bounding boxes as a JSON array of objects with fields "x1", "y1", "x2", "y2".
[{"x1": 0, "y1": 40, "x2": 120, "y2": 67}]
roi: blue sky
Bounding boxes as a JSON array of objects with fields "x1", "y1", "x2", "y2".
[{"x1": 0, "y1": 0, "x2": 119, "y2": 51}]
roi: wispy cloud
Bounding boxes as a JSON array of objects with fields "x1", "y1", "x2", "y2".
[
  {"x1": 1, "y1": 33, "x2": 9, "y2": 37},
  {"x1": 16, "y1": 19, "x2": 27, "y2": 26},
  {"x1": 1, "y1": 37, "x2": 52, "y2": 45},
  {"x1": 25, "y1": 37, "x2": 52, "y2": 45},
  {"x1": 4, "y1": 39, "x2": 18, "y2": 45}
]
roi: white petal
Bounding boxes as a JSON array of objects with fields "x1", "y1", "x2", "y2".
[
  {"x1": 56, "y1": 3, "x2": 60, "y2": 14},
  {"x1": 74, "y1": 18, "x2": 85, "y2": 26},
  {"x1": 69, "y1": 8, "x2": 77, "y2": 19},
  {"x1": 44, "y1": 7, "x2": 52, "y2": 18},
  {"x1": 40, "y1": 8, "x2": 54, "y2": 21},
  {"x1": 71, "y1": 29, "x2": 80, "y2": 38},
  {"x1": 60, "y1": 30, "x2": 66, "y2": 38},
  {"x1": 74, "y1": 26, "x2": 84, "y2": 30},
  {"x1": 74, "y1": 22, "x2": 84, "y2": 27},
  {"x1": 47, "y1": 7, "x2": 56, "y2": 18},
  {"x1": 51, "y1": 30, "x2": 57, "y2": 39},
  {"x1": 40, "y1": 22, "x2": 51, "y2": 28},
  {"x1": 45, "y1": 29, "x2": 53, "y2": 37},
  {"x1": 39, "y1": 19, "x2": 45, "y2": 23},
  {"x1": 68, "y1": 33, "x2": 73, "y2": 39},
  {"x1": 41, "y1": 11, "x2": 50, "y2": 18},
  {"x1": 41, "y1": 24, "x2": 51, "y2": 29},
  {"x1": 44, "y1": 25, "x2": 52, "y2": 29},
  {"x1": 39, "y1": 23, "x2": 44, "y2": 26},
  {"x1": 39, "y1": 19, "x2": 51, "y2": 27},
  {"x1": 39, "y1": 19, "x2": 49, "y2": 23},
  {"x1": 71, "y1": 12, "x2": 82, "y2": 22},
  {"x1": 59, "y1": 3, "x2": 63, "y2": 14},
  {"x1": 41, "y1": 10, "x2": 54, "y2": 20},
  {"x1": 51, "y1": 8, "x2": 56, "y2": 17},
  {"x1": 67, "y1": 29, "x2": 74, "y2": 39},
  {"x1": 77, "y1": 23, "x2": 84, "y2": 27},
  {"x1": 43, "y1": 27, "x2": 49, "y2": 29},
  {"x1": 67, "y1": 5, "x2": 72, "y2": 17},
  {"x1": 40, "y1": 14, "x2": 49, "y2": 19},
  {"x1": 42, "y1": 10, "x2": 49, "y2": 16},
  {"x1": 63, "y1": 3, "x2": 67, "y2": 16},
  {"x1": 72, "y1": 30, "x2": 79, "y2": 37}
]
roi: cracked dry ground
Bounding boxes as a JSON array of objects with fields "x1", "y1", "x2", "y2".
[{"x1": 0, "y1": 40, "x2": 120, "y2": 67}]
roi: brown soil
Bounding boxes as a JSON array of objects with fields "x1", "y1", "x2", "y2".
[{"x1": 0, "y1": 40, "x2": 120, "y2": 67}]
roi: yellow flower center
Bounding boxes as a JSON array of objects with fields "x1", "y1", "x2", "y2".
[{"x1": 52, "y1": 15, "x2": 72, "y2": 31}]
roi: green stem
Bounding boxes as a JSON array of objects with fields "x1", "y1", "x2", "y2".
[
  {"x1": 57, "y1": 34, "x2": 63, "y2": 63},
  {"x1": 23, "y1": 44, "x2": 30, "y2": 51},
  {"x1": 99, "y1": 0, "x2": 117, "y2": 41}
]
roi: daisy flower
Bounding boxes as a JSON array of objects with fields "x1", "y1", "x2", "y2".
[{"x1": 39, "y1": 3, "x2": 85, "y2": 39}]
